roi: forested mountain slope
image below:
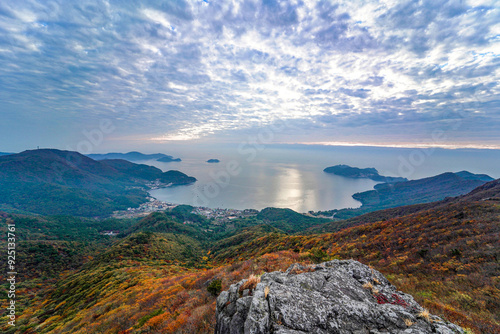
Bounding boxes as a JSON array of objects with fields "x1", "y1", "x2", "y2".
[{"x1": 0, "y1": 149, "x2": 195, "y2": 216}]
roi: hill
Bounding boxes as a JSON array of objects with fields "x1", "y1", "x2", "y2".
[
  {"x1": 455, "y1": 171, "x2": 494, "y2": 182},
  {"x1": 330, "y1": 171, "x2": 493, "y2": 219},
  {"x1": 0, "y1": 149, "x2": 195, "y2": 216},
  {"x1": 310, "y1": 178, "x2": 500, "y2": 234},
  {"x1": 123, "y1": 211, "x2": 211, "y2": 242},
  {"x1": 93, "y1": 231, "x2": 204, "y2": 266},
  {"x1": 99, "y1": 159, "x2": 195, "y2": 184},
  {"x1": 455, "y1": 178, "x2": 500, "y2": 202},
  {"x1": 0, "y1": 214, "x2": 136, "y2": 279},
  {"x1": 6, "y1": 249, "x2": 305, "y2": 333},
  {"x1": 210, "y1": 224, "x2": 283, "y2": 257},
  {"x1": 256, "y1": 207, "x2": 330, "y2": 234},
  {"x1": 87, "y1": 151, "x2": 181, "y2": 162},
  {"x1": 324, "y1": 164, "x2": 407, "y2": 183}
]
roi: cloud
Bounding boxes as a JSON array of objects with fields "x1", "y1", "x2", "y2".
[
  {"x1": 0, "y1": 0, "x2": 498, "y2": 150},
  {"x1": 339, "y1": 88, "x2": 371, "y2": 99}
]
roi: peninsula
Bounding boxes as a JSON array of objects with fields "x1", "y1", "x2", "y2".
[{"x1": 323, "y1": 164, "x2": 407, "y2": 183}]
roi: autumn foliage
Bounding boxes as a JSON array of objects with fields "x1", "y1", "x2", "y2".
[
  {"x1": 210, "y1": 201, "x2": 500, "y2": 333},
  {"x1": 1, "y1": 187, "x2": 499, "y2": 334}
]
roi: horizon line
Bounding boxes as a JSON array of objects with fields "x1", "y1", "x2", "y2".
[{"x1": 291, "y1": 141, "x2": 500, "y2": 150}]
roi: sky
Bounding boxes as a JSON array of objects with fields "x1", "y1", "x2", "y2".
[{"x1": 0, "y1": 0, "x2": 499, "y2": 153}]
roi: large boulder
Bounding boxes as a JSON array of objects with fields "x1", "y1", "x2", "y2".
[{"x1": 215, "y1": 260, "x2": 464, "y2": 334}]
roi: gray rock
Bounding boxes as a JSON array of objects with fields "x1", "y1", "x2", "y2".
[{"x1": 215, "y1": 260, "x2": 464, "y2": 334}]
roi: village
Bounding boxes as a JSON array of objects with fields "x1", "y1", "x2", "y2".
[
  {"x1": 112, "y1": 198, "x2": 178, "y2": 218},
  {"x1": 191, "y1": 207, "x2": 258, "y2": 224},
  {"x1": 112, "y1": 197, "x2": 258, "y2": 223}
]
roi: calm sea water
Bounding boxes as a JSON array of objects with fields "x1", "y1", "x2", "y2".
[{"x1": 147, "y1": 144, "x2": 500, "y2": 212}]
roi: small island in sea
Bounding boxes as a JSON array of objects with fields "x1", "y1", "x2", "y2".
[
  {"x1": 207, "y1": 159, "x2": 220, "y2": 163},
  {"x1": 323, "y1": 164, "x2": 407, "y2": 183}
]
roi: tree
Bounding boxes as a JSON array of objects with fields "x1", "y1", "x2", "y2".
[{"x1": 207, "y1": 279, "x2": 222, "y2": 296}]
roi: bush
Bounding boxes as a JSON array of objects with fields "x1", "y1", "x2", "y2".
[
  {"x1": 239, "y1": 274, "x2": 260, "y2": 293},
  {"x1": 309, "y1": 248, "x2": 328, "y2": 263},
  {"x1": 450, "y1": 248, "x2": 462, "y2": 257},
  {"x1": 417, "y1": 249, "x2": 429, "y2": 258},
  {"x1": 207, "y1": 279, "x2": 222, "y2": 296}
]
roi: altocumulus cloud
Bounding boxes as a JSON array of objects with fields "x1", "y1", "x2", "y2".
[{"x1": 0, "y1": 0, "x2": 498, "y2": 149}]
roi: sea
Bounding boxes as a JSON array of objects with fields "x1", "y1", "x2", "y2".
[{"x1": 146, "y1": 144, "x2": 500, "y2": 213}]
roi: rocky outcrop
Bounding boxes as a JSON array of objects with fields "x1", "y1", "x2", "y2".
[{"x1": 215, "y1": 260, "x2": 464, "y2": 334}]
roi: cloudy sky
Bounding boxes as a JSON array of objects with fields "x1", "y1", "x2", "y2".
[{"x1": 0, "y1": 0, "x2": 499, "y2": 152}]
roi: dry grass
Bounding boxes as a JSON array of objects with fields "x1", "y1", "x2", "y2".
[
  {"x1": 264, "y1": 286, "x2": 270, "y2": 298},
  {"x1": 370, "y1": 266, "x2": 381, "y2": 285},
  {"x1": 363, "y1": 282, "x2": 379, "y2": 294},
  {"x1": 404, "y1": 318, "x2": 414, "y2": 327},
  {"x1": 289, "y1": 265, "x2": 316, "y2": 275},
  {"x1": 418, "y1": 308, "x2": 431, "y2": 322},
  {"x1": 240, "y1": 274, "x2": 261, "y2": 292}
]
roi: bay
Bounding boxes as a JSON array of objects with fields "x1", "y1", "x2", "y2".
[{"x1": 147, "y1": 144, "x2": 500, "y2": 212}]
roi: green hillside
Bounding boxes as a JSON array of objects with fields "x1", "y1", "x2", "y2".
[
  {"x1": 256, "y1": 207, "x2": 330, "y2": 233},
  {"x1": 0, "y1": 149, "x2": 196, "y2": 216},
  {"x1": 87, "y1": 151, "x2": 180, "y2": 161}
]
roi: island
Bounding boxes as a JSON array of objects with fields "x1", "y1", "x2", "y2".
[
  {"x1": 323, "y1": 164, "x2": 407, "y2": 183},
  {"x1": 207, "y1": 159, "x2": 220, "y2": 163},
  {"x1": 157, "y1": 156, "x2": 182, "y2": 162}
]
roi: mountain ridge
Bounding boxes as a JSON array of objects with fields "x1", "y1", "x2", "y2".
[
  {"x1": 307, "y1": 176, "x2": 499, "y2": 234},
  {"x1": 326, "y1": 171, "x2": 493, "y2": 220},
  {"x1": 0, "y1": 149, "x2": 195, "y2": 216},
  {"x1": 88, "y1": 151, "x2": 181, "y2": 162}
]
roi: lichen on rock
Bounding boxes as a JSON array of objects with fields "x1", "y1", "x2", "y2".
[{"x1": 215, "y1": 260, "x2": 464, "y2": 334}]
